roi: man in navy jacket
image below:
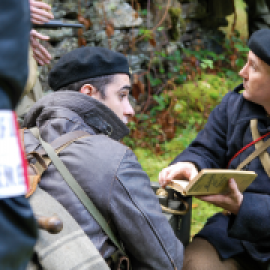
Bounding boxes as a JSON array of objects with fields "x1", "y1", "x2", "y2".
[
  {"x1": 160, "y1": 29, "x2": 270, "y2": 270},
  {"x1": 0, "y1": 1, "x2": 37, "y2": 269}
]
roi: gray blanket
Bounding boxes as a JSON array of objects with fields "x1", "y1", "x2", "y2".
[{"x1": 27, "y1": 186, "x2": 109, "y2": 270}]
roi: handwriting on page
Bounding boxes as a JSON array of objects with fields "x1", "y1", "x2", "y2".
[{"x1": 189, "y1": 174, "x2": 228, "y2": 193}]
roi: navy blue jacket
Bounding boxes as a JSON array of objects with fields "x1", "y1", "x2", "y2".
[
  {"x1": 173, "y1": 84, "x2": 270, "y2": 263},
  {"x1": 0, "y1": 0, "x2": 31, "y2": 109},
  {"x1": 0, "y1": 1, "x2": 37, "y2": 269}
]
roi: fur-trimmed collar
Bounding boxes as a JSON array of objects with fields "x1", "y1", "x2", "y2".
[{"x1": 23, "y1": 90, "x2": 129, "y2": 141}]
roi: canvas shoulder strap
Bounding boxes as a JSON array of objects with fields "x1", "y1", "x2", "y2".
[
  {"x1": 237, "y1": 119, "x2": 270, "y2": 176},
  {"x1": 250, "y1": 119, "x2": 270, "y2": 177},
  {"x1": 35, "y1": 129, "x2": 126, "y2": 256}
]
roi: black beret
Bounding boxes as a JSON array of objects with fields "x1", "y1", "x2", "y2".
[
  {"x1": 248, "y1": 29, "x2": 270, "y2": 66},
  {"x1": 49, "y1": 46, "x2": 130, "y2": 91}
]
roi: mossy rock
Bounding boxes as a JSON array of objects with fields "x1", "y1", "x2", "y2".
[
  {"x1": 168, "y1": 7, "x2": 183, "y2": 41},
  {"x1": 173, "y1": 74, "x2": 242, "y2": 114}
]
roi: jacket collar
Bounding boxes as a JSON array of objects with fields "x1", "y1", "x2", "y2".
[{"x1": 23, "y1": 90, "x2": 129, "y2": 141}]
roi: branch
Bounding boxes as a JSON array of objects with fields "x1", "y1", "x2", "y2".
[
  {"x1": 135, "y1": 0, "x2": 171, "y2": 44},
  {"x1": 230, "y1": 0, "x2": 236, "y2": 34}
]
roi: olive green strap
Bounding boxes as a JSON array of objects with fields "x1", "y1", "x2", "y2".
[
  {"x1": 37, "y1": 133, "x2": 125, "y2": 255},
  {"x1": 30, "y1": 127, "x2": 39, "y2": 139}
]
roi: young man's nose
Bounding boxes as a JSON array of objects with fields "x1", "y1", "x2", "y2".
[{"x1": 125, "y1": 101, "x2": 135, "y2": 117}]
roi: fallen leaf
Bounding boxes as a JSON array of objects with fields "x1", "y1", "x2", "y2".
[
  {"x1": 149, "y1": 38, "x2": 156, "y2": 47},
  {"x1": 106, "y1": 22, "x2": 114, "y2": 38},
  {"x1": 192, "y1": 203, "x2": 199, "y2": 209}
]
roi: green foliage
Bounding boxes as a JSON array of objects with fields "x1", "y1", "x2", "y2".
[
  {"x1": 138, "y1": 28, "x2": 153, "y2": 40},
  {"x1": 151, "y1": 95, "x2": 167, "y2": 115},
  {"x1": 148, "y1": 74, "x2": 162, "y2": 87},
  {"x1": 139, "y1": 9, "x2": 148, "y2": 17},
  {"x1": 201, "y1": 59, "x2": 214, "y2": 69}
]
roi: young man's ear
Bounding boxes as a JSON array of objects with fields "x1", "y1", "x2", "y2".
[{"x1": 80, "y1": 84, "x2": 98, "y2": 97}]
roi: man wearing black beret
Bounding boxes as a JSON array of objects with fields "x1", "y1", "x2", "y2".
[
  {"x1": 22, "y1": 46, "x2": 184, "y2": 269},
  {"x1": 160, "y1": 29, "x2": 270, "y2": 270}
]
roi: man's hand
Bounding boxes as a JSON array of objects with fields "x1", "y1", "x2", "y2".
[
  {"x1": 196, "y1": 178, "x2": 243, "y2": 215},
  {"x1": 30, "y1": 29, "x2": 51, "y2": 65},
  {"x1": 159, "y1": 162, "x2": 198, "y2": 188},
  {"x1": 30, "y1": 0, "x2": 53, "y2": 24}
]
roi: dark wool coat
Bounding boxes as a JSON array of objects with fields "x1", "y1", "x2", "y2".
[
  {"x1": 173, "y1": 84, "x2": 270, "y2": 263},
  {"x1": 0, "y1": 1, "x2": 37, "y2": 269},
  {"x1": 23, "y1": 91, "x2": 184, "y2": 270},
  {"x1": 0, "y1": 0, "x2": 31, "y2": 109}
]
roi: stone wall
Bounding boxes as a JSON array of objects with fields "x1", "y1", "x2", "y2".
[
  {"x1": 37, "y1": 0, "x2": 185, "y2": 93},
  {"x1": 38, "y1": 0, "x2": 234, "y2": 94}
]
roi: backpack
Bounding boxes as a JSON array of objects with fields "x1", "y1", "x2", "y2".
[{"x1": 21, "y1": 127, "x2": 129, "y2": 270}]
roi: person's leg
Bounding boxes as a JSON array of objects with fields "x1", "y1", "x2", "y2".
[{"x1": 182, "y1": 237, "x2": 242, "y2": 270}]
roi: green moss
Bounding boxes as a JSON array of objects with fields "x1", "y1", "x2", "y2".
[
  {"x1": 168, "y1": 7, "x2": 183, "y2": 41},
  {"x1": 134, "y1": 126, "x2": 197, "y2": 182},
  {"x1": 134, "y1": 148, "x2": 172, "y2": 181},
  {"x1": 173, "y1": 74, "x2": 242, "y2": 116},
  {"x1": 165, "y1": 127, "x2": 197, "y2": 152}
]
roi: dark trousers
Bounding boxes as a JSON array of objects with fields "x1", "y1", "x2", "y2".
[{"x1": 0, "y1": 196, "x2": 37, "y2": 270}]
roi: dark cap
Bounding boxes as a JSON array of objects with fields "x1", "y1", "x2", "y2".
[
  {"x1": 49, "y1": 46, "x2": 130, "y2": 91},
  {"x1": 248, "y1": 29, "x2": 270, "y2": 66}
]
